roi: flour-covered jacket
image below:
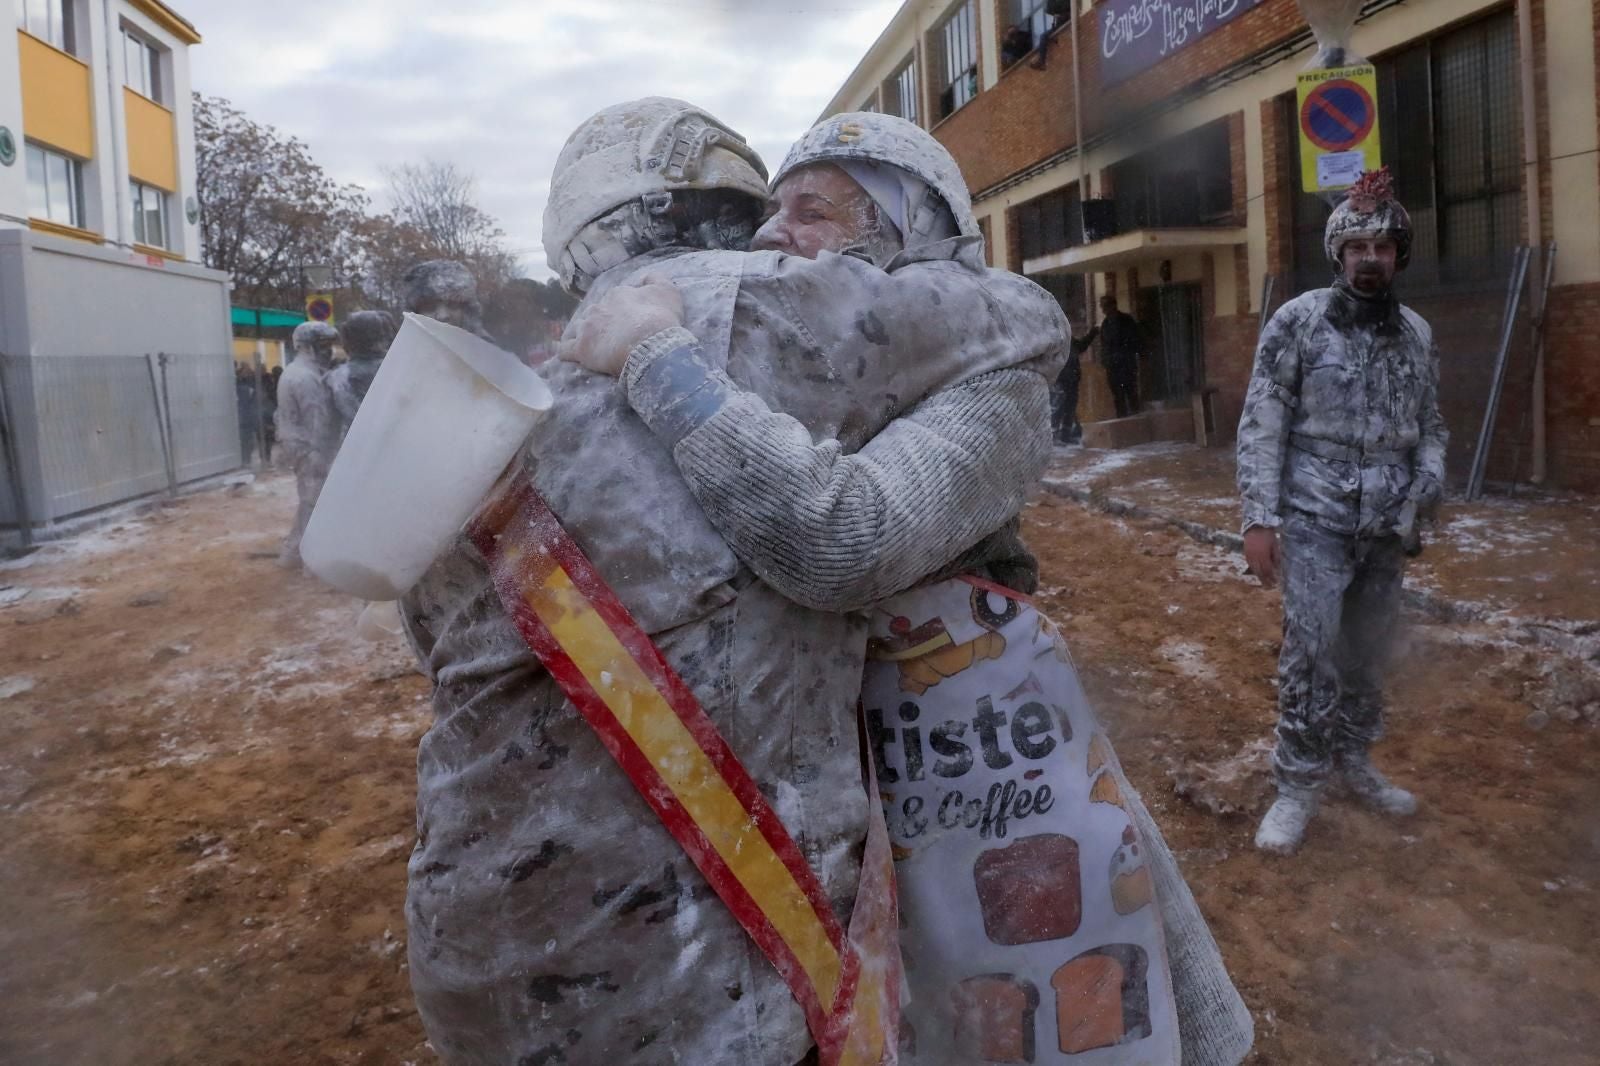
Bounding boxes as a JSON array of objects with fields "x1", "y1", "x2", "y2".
[
  {"x1": 273, "y1": 359, "x2": 340, "y2": 473},
  {"x1": 398, "y1": 236, "x2": 1067, "y2": 1066},
  {"x1": 1237, "y1": 280, "x2": 1447, "y2": 537},
  {"x1": 327, "y1": 358, "x2": 379, "y2": 430}
]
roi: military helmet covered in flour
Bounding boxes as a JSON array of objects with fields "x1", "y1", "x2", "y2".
[
  {"x1": 340, "y1": 310, "x2": 396, "y2": 361},
  {"x1": 772, "y1": 111, "x2": 980, "y2": 240},
  {"x1": 542, "y1": 97, "x2": 769, "y2": 282},
  {"x1": 291, "y1": 320, "x2": 340, "y2": 355},
  {"x1": 1324, "y1": 167, "x2": 1413, "y2": 269}
]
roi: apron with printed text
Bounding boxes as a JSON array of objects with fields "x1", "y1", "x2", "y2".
[{"x1": 863, "y1": 577, "x2": 1180, "y2": 1065}]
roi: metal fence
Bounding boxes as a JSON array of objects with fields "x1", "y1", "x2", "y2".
[
  {"x1": 1262, "y1": 244, "x2": 1553, "y2": 495},
  {"x1": 0, "y1": 352, "x2": 242, "y2": 542}
]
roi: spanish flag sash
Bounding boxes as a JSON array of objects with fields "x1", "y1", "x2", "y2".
[{"x1": 469, "y1": 472, "x2": 899, "y2": 1066}]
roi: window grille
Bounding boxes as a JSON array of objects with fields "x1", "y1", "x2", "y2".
[
  {"x1": 1109, "y1": 120, "x2": 1233, "y2": 231},
  {"x1": 1016, "y1": 186, "x2": 1086, "y2": 313}
]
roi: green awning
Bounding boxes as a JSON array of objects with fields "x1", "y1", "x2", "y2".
[{"x1": 230, "y1": 306, "x2": 307, "y2": 330}]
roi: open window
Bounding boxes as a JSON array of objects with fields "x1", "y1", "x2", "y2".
[
  {"x1": 1001, "y1": 0, "x2": 1059, "y2": 69},
  {"x1": 930, "y1": 1, "x2": 978, "y2": 122}
]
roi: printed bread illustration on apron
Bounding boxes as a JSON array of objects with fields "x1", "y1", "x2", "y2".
[
  {"x1": 865, "y1": 577, "x2": 1180, "y2": 1063},
  {"x1": 953, "y1": 973, "x2": 1040, "y2": 1063}
]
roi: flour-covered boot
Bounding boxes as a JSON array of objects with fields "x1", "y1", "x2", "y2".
[
  {"x1": 1338, "y1": 751, "x2": 1417, "y2": 816},
  {"x1": 1254, "y1": 786, "x2": 1319, "y2": 855}
]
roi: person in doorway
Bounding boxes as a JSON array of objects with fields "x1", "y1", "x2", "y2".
[
  {"x1": 1098, "y1": 293, "x2": 1143, "y2": 418},
  {"x1": 1237, "y1": 168, "x2": 1447, "y2": 856},
  {"x1": 273, "y1": 321, "x2": 342, "y2": 568},
  {"x1": 262, "y1": 365, "x2": 280, "y2": 465},
  {"x1": 329, "y1": 309, "x2": 396, "y2": 431},
  {"x1": 1053, "y1": 326, "x2": 1100, "y2": 443}
]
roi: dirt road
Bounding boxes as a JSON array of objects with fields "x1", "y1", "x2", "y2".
[{"x1": 1, "y1": 474, "x2": 1596, "y2": 1064}]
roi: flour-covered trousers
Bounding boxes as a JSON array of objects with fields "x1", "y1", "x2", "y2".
[
  {"x1": 1273, "y1": 513, "x2": 1407, "y2": 790},
  {"x1": 280, "y1": 458, "x2": 328, "y2": 565}
]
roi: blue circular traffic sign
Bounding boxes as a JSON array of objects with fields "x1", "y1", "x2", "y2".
[{"x1": 1300, "y1": 80, "x2": 1375, "y2": 152}]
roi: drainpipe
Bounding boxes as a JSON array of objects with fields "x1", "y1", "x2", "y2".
[
  {"x1": 103, "y1": 0, "x2": 129, "y2": 250},
  {"x1": 1517, "y1": 0, "x2": 1546, "y2": 482},
  {"x1": 1069, "y1": 0, "x2": 1093, "y2": 325}
]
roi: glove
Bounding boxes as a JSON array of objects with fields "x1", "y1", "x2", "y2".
[{"x1": 1394, "y1": 499, "x2": 1423, "y2": 557}]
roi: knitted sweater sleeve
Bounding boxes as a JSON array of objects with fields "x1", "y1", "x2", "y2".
[{"x1": 622, "y1": 329, "x2": 1053, "y2": 613}]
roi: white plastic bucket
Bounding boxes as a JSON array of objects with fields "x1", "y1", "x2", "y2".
[{"x1": 301, "y1": 313, "x2": 553, "y2": 601}]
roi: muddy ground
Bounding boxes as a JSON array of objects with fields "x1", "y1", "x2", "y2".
[{"x1": 1, "y1": 472, "x2": 1596, "y2": 1065}]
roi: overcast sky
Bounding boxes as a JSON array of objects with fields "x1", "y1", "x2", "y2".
[{"x1": 188, "y1": 0, "x2": 903, "y2": 279}]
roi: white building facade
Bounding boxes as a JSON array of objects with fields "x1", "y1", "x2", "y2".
[{"x1": 1, "y1": 0, "x2": 236, "y2": 536}]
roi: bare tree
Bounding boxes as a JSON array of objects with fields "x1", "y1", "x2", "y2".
[
  {"x1": 378, "y1": 160, "x2": 517, "y2": 299},
  {"x1": 193, "y1": 93, "x2": 370, "y2": 309}
]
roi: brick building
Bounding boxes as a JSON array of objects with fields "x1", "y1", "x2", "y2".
[{"x1": 822, "y1": 0, "x2": 1600, "y2": 490}]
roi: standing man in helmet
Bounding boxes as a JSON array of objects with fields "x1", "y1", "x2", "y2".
[
  {"x1": 274, "y1": 321, "x2": 343, "y2": 568},
  {"x1": 1237, "y1": 169, "x2": 1447, "y2": 855},
  {"x1": 329, "y1": 310, "x2": 396, "y2": 431}
]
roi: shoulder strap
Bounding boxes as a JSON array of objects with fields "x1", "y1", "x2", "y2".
[{"x1": 469, "y1": 471, "x2": 898, "y2": 1066}]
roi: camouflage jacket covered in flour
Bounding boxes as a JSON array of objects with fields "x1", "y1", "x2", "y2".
[
  {"x1": 1237, "y1": 279, "x2": 1447, "y2": 537},
  {"x1": 272, "y1": 358, "x2": 340, "y2": 474},
  {"x1": 398, "y1": 237, "x2": 1067, "y2": 1066}
]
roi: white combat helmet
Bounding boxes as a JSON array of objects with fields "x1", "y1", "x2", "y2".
[
  {"x1": 542, "y1": 97, "x2": 769, "y2": 290},
  {"x1": 291, "y1": 320, "x2": 340, "y2": 356},
  {"x1": 771, "y1": 111, "x2": 980, "y2": 241},
  {"x1": 1323, "y1": 167, "x2": 1413, "y2": 270}
]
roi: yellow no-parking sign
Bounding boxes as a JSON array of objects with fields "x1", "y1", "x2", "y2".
[{"x1": 1297, "y1": 64, "x2": 1382, "y2": 192}]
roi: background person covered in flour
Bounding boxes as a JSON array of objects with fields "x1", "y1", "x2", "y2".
[
  {"x1": 565, "y1": 112, "x2": 1253, "y2": 1066},
  {"x1": 329, "y1": 309, "x2": 396, "y2": 432},
  {"x1": 273, "y1": 320, "x2": 342, "y2": 569},
  {"x1": 398, "y1": 99, "x2": 1070, "y2": 1066}
]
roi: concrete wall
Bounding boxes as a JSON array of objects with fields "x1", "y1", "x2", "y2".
[
  {"x1": 0, "y1": 226, "x2": 236, "y2": 527},
  {"x1": 18, "y1": 230, "x2": 229, "y2": 355}
]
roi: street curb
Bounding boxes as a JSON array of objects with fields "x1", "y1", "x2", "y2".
[{"x1": 1039, "y1": 476, "x2": 1599, "y2": 670}]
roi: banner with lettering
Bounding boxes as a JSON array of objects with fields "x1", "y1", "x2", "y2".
[
  {"x1": 863, "y1": 577, "x2": 1178, "y2": 1063},
  {"x1": 1099, "y1": 0, "x2": 1270, "y2": 86}
]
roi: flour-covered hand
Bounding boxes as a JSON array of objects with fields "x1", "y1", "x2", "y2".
[{"x1": 558, "y1": 280, "x2": 684, "y2": 377}]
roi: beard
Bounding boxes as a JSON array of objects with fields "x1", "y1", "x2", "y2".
[{"x1": 1350, "y1": 265, "x2": 1390, "y2": 294}]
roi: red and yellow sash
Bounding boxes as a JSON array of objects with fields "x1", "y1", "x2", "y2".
[{"x1": 469, "y1": 472, "x2": 898, "y2": 1066}]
